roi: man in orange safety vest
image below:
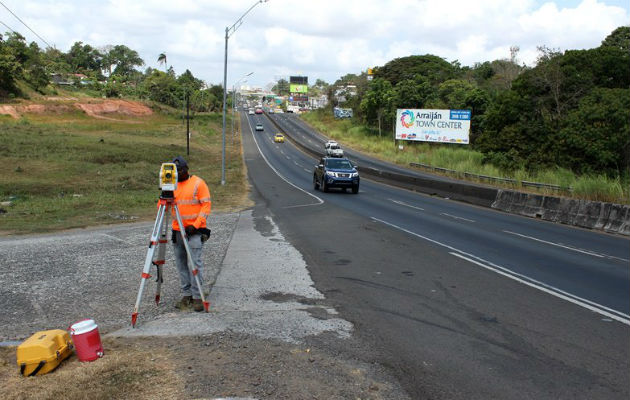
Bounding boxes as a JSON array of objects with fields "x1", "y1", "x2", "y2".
[{"x1": 171, "y1": 156, "x2": 211, "y2": 312}]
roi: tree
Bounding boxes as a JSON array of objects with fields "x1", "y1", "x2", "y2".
[
  {"x1": 558, "y1": 88, "x2": 630, "y2": 175},
  {"x1": 138, "y1": 70, "x2": 179, "y2": 106},
  {"x1": 360, "y1": 78, "x2": 394, "y2": 136},
  {"x1": 600, "y1": 26, "x2": 630, "y2": 52},
  {"x1": 66, "y1": 41, "x2": 102, "y2": 72},
  {"x1": 157, "y1": 52, "x2": 167, "y2": 72},
  {"x1": 393, "y1": 75, "x2": 436, "y2": 108},
  {"x1": 103, "y1": 45, "x2": 144, "y2": 78},
  {"x1": 177, "y1": 69, "x2": 204, "y2": 92},
  {"x1": 24, "y1": 42, "x2": 48, "y2": 91},
  {"x1": 375, "y1": 54, "x2": 459, "y2": 86},
  {"x1": 0, "y1": 34, "x2": 23, "y2": 96},
  {"x1": 273, "y1": 78, "x2": 289, "y2": 95}
]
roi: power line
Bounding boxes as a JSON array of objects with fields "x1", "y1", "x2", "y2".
[
  {"x1": 0, "y1": 19, "x2": 16, "y2": 34},
  {"x1": 0, "y1": 1, "x2": 52, "y2": 48}
]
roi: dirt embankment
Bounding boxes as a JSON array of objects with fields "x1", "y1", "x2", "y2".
[{"x1": 0, "y1": 99, "x2": 153, "y2": 120}]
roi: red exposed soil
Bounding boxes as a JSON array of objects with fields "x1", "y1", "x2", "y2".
[{"x1": 0, "y1": 99, "x2": 153, "y2": 120}]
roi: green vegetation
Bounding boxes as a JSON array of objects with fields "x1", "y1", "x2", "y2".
[
  {"x1": 316, "y1": 26, "x2": 628, "y2": 202},
  {"x1": 302, "y1": 109, "x2": 629, "y2": 203},
  {"x1": 0, "y1": 33, "x2": 228, "y2": 112},
  {"x1": 0, "y1": 109, "x2": 250, "y2": 234}
]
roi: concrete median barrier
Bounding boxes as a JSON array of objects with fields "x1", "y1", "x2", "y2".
[{"x1": 492, "y1": 190, "x2": 630, "y2": 235}]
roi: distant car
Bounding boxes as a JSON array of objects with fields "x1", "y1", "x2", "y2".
[
  {"x1": 275, "y1": 108, "x2": 284, "y2": 113},
  {"x1": 274, "y1": 133, "x2": 285, "y2": 143},
  {"x1": 324, "y1": 140, "x2": 344, "y2": 157},
  {"x1": 255, "y1": 108, "x2": 263, "y2": 114},
  {"x1": 255, "y1": 123, "x2": 264, "y2": 131},
  {"x1": 268, "y1": 108, "x2": 274, "y2": 114},
  {"x1": 313, "y1": 157, "x2": 359, "y2": 194},
  {"x1": 248, "y1": 109, "x2": 255, "y2": 115}
]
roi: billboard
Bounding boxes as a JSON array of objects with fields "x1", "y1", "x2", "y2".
[
  {"x1": 289, "y1": 94, "x2": 308, "y2": 102},
  {"x1": 290, "y1": 84, "x2": 308, "y2": 93},
  {"x1": 395, "y1": 109, "x2": 471, "y2": 144},
  {"x1": 289, "y1": 76, "x2": 308, "y2": 85}
]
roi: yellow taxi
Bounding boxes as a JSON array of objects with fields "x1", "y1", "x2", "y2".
[{"x1": 274, "y1": 133, "x2": 285, "y2": 143}]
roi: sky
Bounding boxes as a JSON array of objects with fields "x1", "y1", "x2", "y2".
[{"x1": 1, "y1": 0, "x2": 628, "y2": 89}]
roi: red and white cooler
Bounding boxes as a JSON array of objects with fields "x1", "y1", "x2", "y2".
[{"x1": 68, "y1": 319, "x2": 104, "y2": 362}]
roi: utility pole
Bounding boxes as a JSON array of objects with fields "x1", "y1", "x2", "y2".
[{"x1": 221, "y1": 0, "x2": 268, "y2": 186}]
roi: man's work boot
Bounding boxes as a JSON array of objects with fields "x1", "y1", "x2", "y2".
[
  {"x1": 193, "y1": 298, "x2": 204, "y2": 312},
  {"x1": 175, "y1": 296, "x2": 192, "y2": 310}
]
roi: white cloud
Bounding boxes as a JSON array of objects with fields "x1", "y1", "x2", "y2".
[{"x1": 3, "y1": 0, "x2": 628, "y2": 86}]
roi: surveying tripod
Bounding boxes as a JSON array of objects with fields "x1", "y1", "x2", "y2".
[{"x1": 131, "y1": 190, "x2": 209, "y2": 327}]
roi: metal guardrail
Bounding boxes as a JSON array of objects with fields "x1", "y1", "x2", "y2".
[{"x1": 409, "y1": 162, "x2": 573, "y2": 192}]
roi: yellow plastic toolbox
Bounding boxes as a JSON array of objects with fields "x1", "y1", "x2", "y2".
[{"x1": 16, "y1": 329, "x2": 73, "y2": 376}]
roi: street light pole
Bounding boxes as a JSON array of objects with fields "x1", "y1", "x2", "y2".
[
  {"x1": 221, "y1": 0, "x2": 267, "y2": 186},
  {"x1": 232, "y1": 72, "x2": 254, "y2": 143}
]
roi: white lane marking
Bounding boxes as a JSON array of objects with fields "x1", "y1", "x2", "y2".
[
  {"x1": 247, "y1": 117, "x2": 323, "y2": 207},
  {"x1": 503, "y1": 230, "x2": 627, "y2": 261},
  {"x1": 371, "y1": 217, "x2": 630, "y2": 325},
  {"x1": 450, "y1": 253, "x2": 630, "y2": 325},
  {"x1": 389, "y1": 198, "x2": 424, "y2": 211},
  {"x1": 303, "y1": 168, "x2": 310, "y2": 173},
  {"x1": 441, "y1": 213, "x2": 475, "y2": 223}
]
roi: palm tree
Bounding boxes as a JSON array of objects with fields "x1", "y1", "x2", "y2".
[{"x1": 157, "y1": 53, "x2": 167, "y2": 72}]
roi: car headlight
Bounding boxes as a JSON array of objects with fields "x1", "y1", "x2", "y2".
[
  {"x1": 326, "y1": 171, "x2": 336, "y2": 177},
  {"x1": 351, "y1": 172, "x2": 359, "y2": 177}
]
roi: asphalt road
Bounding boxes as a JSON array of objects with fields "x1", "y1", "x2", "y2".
[{"x1": 242, "y1": 111, "x2": 630, "y2": 399}]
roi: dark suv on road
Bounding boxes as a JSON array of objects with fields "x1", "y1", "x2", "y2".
[{"x1": 313, "y1": 157, "x2": 359, "y2": 194}]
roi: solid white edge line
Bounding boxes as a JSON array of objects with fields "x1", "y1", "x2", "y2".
[
  {"x1": 503, "y1": 230, "x2": 626, "y2": 260},
  {"x1": 370, "y1": 217, "x2": 630, "y2": 325},
  {"x1": 450, "y1": 252, "x2": 630, "y2": 326},
  {"x1": 247, "y1": 116, "x2": 323, "y2": 206}
]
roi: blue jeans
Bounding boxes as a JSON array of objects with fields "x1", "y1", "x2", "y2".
[{"x1": 172, "y1": 231, "x2": 204, "y2": 299}]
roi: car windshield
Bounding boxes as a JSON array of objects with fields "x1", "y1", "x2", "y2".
[{"x1": 326, "y1": 159, "x2": 353, "y2": 169}]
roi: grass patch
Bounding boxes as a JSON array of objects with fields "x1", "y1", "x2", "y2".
[
  {"x1": 0, "y1": 105, "x2": 251, "y2": 234},
  {"x1": 301, "y1": 110, "x2": 629, "y2": 204},
  {"x1": 0, "y1": 339, "x2": 185, "y2": 400}
]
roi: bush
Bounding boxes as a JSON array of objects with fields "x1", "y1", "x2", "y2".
[{"x1": 103, "y1": 82, "x2": 121, "y2": 98}]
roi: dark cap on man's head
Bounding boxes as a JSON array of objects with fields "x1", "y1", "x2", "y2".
[{"x1": 172, "y1": 156, "x2": 188, "y2": 168}]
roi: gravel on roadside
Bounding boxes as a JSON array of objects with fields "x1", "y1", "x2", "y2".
[{"x1": 0, "y1": 212, "x2": 239, "y2": 341}]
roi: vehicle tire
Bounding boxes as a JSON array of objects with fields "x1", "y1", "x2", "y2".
[
  {"x1": 322, "y1": 179, "x2": 329, "y2": 192},
  {"x1": 352, "y1": 185, "x2": 359, "y2": 194},
  {"x1": 313, "y1": 175, "x2": 319, "y2": 190}
]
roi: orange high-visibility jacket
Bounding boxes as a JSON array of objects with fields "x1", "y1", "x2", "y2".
[{"x1": 172, "y1": 175, "x2": 211, "y2": 231}]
